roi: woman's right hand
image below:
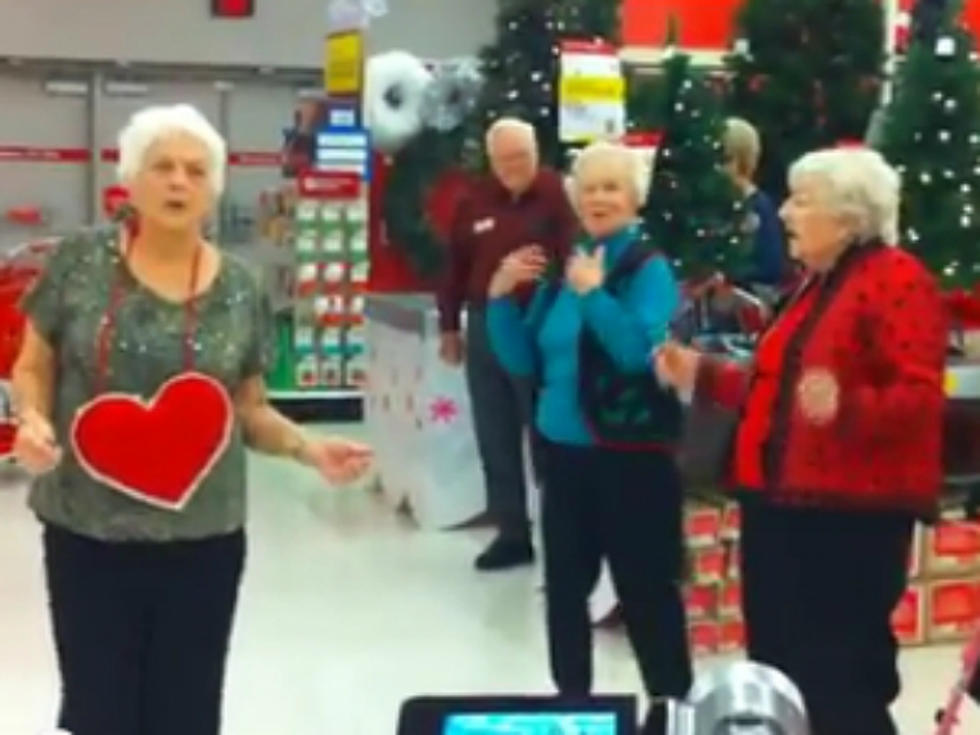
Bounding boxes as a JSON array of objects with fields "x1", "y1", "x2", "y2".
[
  {"x1": 654, "y1": 341, "x2": 703, "y2": 394},
  {"x1": 14, "y1": 409, "x2": 62, "y2": 475},
  {"x1": 488, "y1": 245, "x2": 548, "y2": 298}
]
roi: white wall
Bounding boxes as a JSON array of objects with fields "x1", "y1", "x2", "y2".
[{"x1": 0, "y1": 0, "x2": 495, "y2": 67}]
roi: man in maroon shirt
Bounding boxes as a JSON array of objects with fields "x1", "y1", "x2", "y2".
[{"x1": 438, "y1": 118, "x2": 577, "y2": 571}]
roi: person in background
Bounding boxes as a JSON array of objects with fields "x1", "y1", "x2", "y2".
[
  {"x1": 723, "y1": 117, "x2": 789, "y2": 294},
  {"x1": 437, "y1": 117, "x2": 577, "y2": 571},
  {"x1": 12, "y1": 104, "x2": 372, "y2": 735},
  {"x1": 486, "y1": 141, "x2": 692, "y2": 735},
  {"x1": 656, "y1": 147, "x2": 947, "y2": 735}
]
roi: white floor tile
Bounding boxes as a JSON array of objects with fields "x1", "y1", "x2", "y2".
[{"x1": 0, "y1": 438, "x2": 977, "y2": 734}]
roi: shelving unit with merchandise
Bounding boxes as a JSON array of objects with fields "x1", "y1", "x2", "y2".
[{"x1": 265, "y1": 169, "x2": 369, "y2": 404}]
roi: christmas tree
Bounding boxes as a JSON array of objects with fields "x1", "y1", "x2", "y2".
[
  {"x1": 463, "y1": 0, "x2": 620, "y2": 169},
  {"x1": 642, "y1": 50, "x2": 749, "y2": 280},
  {"x1": 878, "y1": 0, "x2": 980, "y2": 288},
  {"x1": 726, "y1": 0, "x2": 884, "y2": 199}
]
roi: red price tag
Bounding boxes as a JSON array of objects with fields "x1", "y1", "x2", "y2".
[{"x1": 298, "y1": 170, "x2": 360, "y2": 200}]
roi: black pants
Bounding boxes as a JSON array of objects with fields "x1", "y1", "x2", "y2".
[
  {"x1": 541, "y1": 442, "x2": 692, "y2": 699},
  {"x1": 741, "y1": 502, "x2": 912, "y2": 735},
  {"x1": 465, "y1": 308, "x2": 535, "y2": 540},
  {"x1": 43, "y1": 523, "x2": 245, "y2": 735}
]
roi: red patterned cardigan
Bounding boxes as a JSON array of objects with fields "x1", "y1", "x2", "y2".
[{"x1": 695, "y1": 243, "x2": 948, "y2": 517}]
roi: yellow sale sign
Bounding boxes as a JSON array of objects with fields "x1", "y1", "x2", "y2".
[{"x1": 325, "y1": 30, "x2": 364, "y2": 96}]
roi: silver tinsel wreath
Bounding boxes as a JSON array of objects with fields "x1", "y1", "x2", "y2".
[{"x1": 422, "y1": 58, "x2": 484, "y2": 132}]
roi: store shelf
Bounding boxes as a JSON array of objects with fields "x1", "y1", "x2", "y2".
[
  {"x1": 269, "y1": 388, "x2": 363, "y2": 424},
  {"x1": 268, "y1": 388, "x2": 362, "y2": 400}
]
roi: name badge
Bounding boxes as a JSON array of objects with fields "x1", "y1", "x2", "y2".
[{"x1": 473, "y1": 217, "x2": 495, "y2": 234}]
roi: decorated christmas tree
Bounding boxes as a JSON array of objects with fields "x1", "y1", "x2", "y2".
[
  {"x1": 877, "y1": 0, "x2": 980, "y2": 288},
  {"x1": 726, "y1": 0, "x2": 884, "y2": 199},
  {"x1": 642, "y1": 50, "x2": 749, "y2": 280},
  {"x1": 463, "y1": 0, "x2": 620, "y2": 169}
]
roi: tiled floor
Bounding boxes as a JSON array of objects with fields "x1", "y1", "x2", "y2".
[{"x1": 0, "y1": 435, "x2": 977, "y2": 734}]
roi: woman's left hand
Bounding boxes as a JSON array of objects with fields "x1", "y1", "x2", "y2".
[
  {"x1": 797, "y1": 368, "x2": 840, "y2": 425},
  {"x1": 298, "y1": 436, "x2": 374, "y2": 485},
  {"x1": 565, "y1": 247, "x2": 605, "y2": 295}
]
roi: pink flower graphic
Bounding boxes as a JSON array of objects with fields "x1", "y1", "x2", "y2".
[{"x1": 429, "y1": 396, "x2": 459, "y2": 424}]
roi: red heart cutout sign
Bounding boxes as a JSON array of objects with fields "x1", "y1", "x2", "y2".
[{"x1": 71, "y1": 372, "x2": 232, "y2": 511}]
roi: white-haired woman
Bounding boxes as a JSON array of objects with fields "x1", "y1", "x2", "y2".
[
  {"x1": 656, "y1": 147, "x2": 947, "y2": 735},
  {"x1": 486, "y1": 140, "x2": 692, "y2": 734},
  {"x1": 12, "y1": 104, "x2": 372, "y2": 735}
]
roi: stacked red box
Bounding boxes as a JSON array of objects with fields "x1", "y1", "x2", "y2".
[
  {"x1": 678, "y1": 506, "x2": 972, "y2": 651},
  {"x1": 927, "y1": 579, "x2": 980, "y2": 642},
  {"x1": 688, "y1": 620, "x2": 721, "y2": 658},
  {"x1": 718, "y1": 618, "x2": 747, "y2": 654},
  {"x1": 924, "y1": 520, "x2": 980, "y2": 578},
  {"x1": 685, "y1": 505, "x2": 723, "y2": 549},
  {"x1": 720, "y1": 503, "x2": 741, "y2": 542},
  {"x1": 892, "y1": 585, "x2": 926, "y2": 647},
  {"x1": 684, "y1": 583, "x2": 719, "y2": 622},
  {"x1": 692, "y1": 546, "x2": 727, "y2": 586},
  {"x1": 684, "y1": 501, "x2": 745, "y2": 657},
  {"x1": 916, "y1": 520, "x2": 980, "y2": 644},
  {"x1": 719, "y1": 579, "x2": 743, "y2": 620}
]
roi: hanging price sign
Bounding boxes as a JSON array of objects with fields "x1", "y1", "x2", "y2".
[
  {"x1": 559, "y1": 39, "x2": 625, "y2": 143},
  {"x1": 325, "y1": 30, "x2": 364, "y2": 96}
]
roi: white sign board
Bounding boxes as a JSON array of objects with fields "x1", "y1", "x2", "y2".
[{"x1": 559, "y1": 39, "x2": 626, "y2": 143}]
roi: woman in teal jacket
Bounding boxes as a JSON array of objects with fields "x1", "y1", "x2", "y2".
[{"x1": 485, "y1": 140, "x2": 691, "y2": 735}]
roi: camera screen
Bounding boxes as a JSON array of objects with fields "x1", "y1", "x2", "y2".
[{"x1": 443, "y1": 712, "x2": 619, "y2": 735}]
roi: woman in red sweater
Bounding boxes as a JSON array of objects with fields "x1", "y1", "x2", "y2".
[{"x1": 656, "y1": 147, "x2": 947, "y2": 735}]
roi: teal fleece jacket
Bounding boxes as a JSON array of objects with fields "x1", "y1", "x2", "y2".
[{"x1": 486, "y1": 223, "x2": 680, "y2": 445}]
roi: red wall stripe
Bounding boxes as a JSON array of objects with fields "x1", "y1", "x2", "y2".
[
  {"x1": 622, "y1": 0, "x2": 744, "y2": 49},
  {"x1": 624, "y1": 0, "x2": 980, "y2": 50},
  {"x1": 227, "y1": 151, "x2": 282, "y2": 167},
  {"x1": 0, "y1": 146, "x2": 281, "y2": 167},
  {"x1": 0, "y1": 146, "x2": 90, "y2": 163}
]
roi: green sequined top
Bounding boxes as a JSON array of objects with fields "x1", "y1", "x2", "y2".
[{"x1": 21, "y1": 229, "x2": 274, "y2": 542}]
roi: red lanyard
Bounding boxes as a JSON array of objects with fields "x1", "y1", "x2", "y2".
[{"x1": 95, "y1": 233, "x2": 203, "y2": 393}]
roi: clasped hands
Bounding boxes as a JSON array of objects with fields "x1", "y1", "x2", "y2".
[{"x1": 487, "y1": 244, "x2": 605, "y2": 298}]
